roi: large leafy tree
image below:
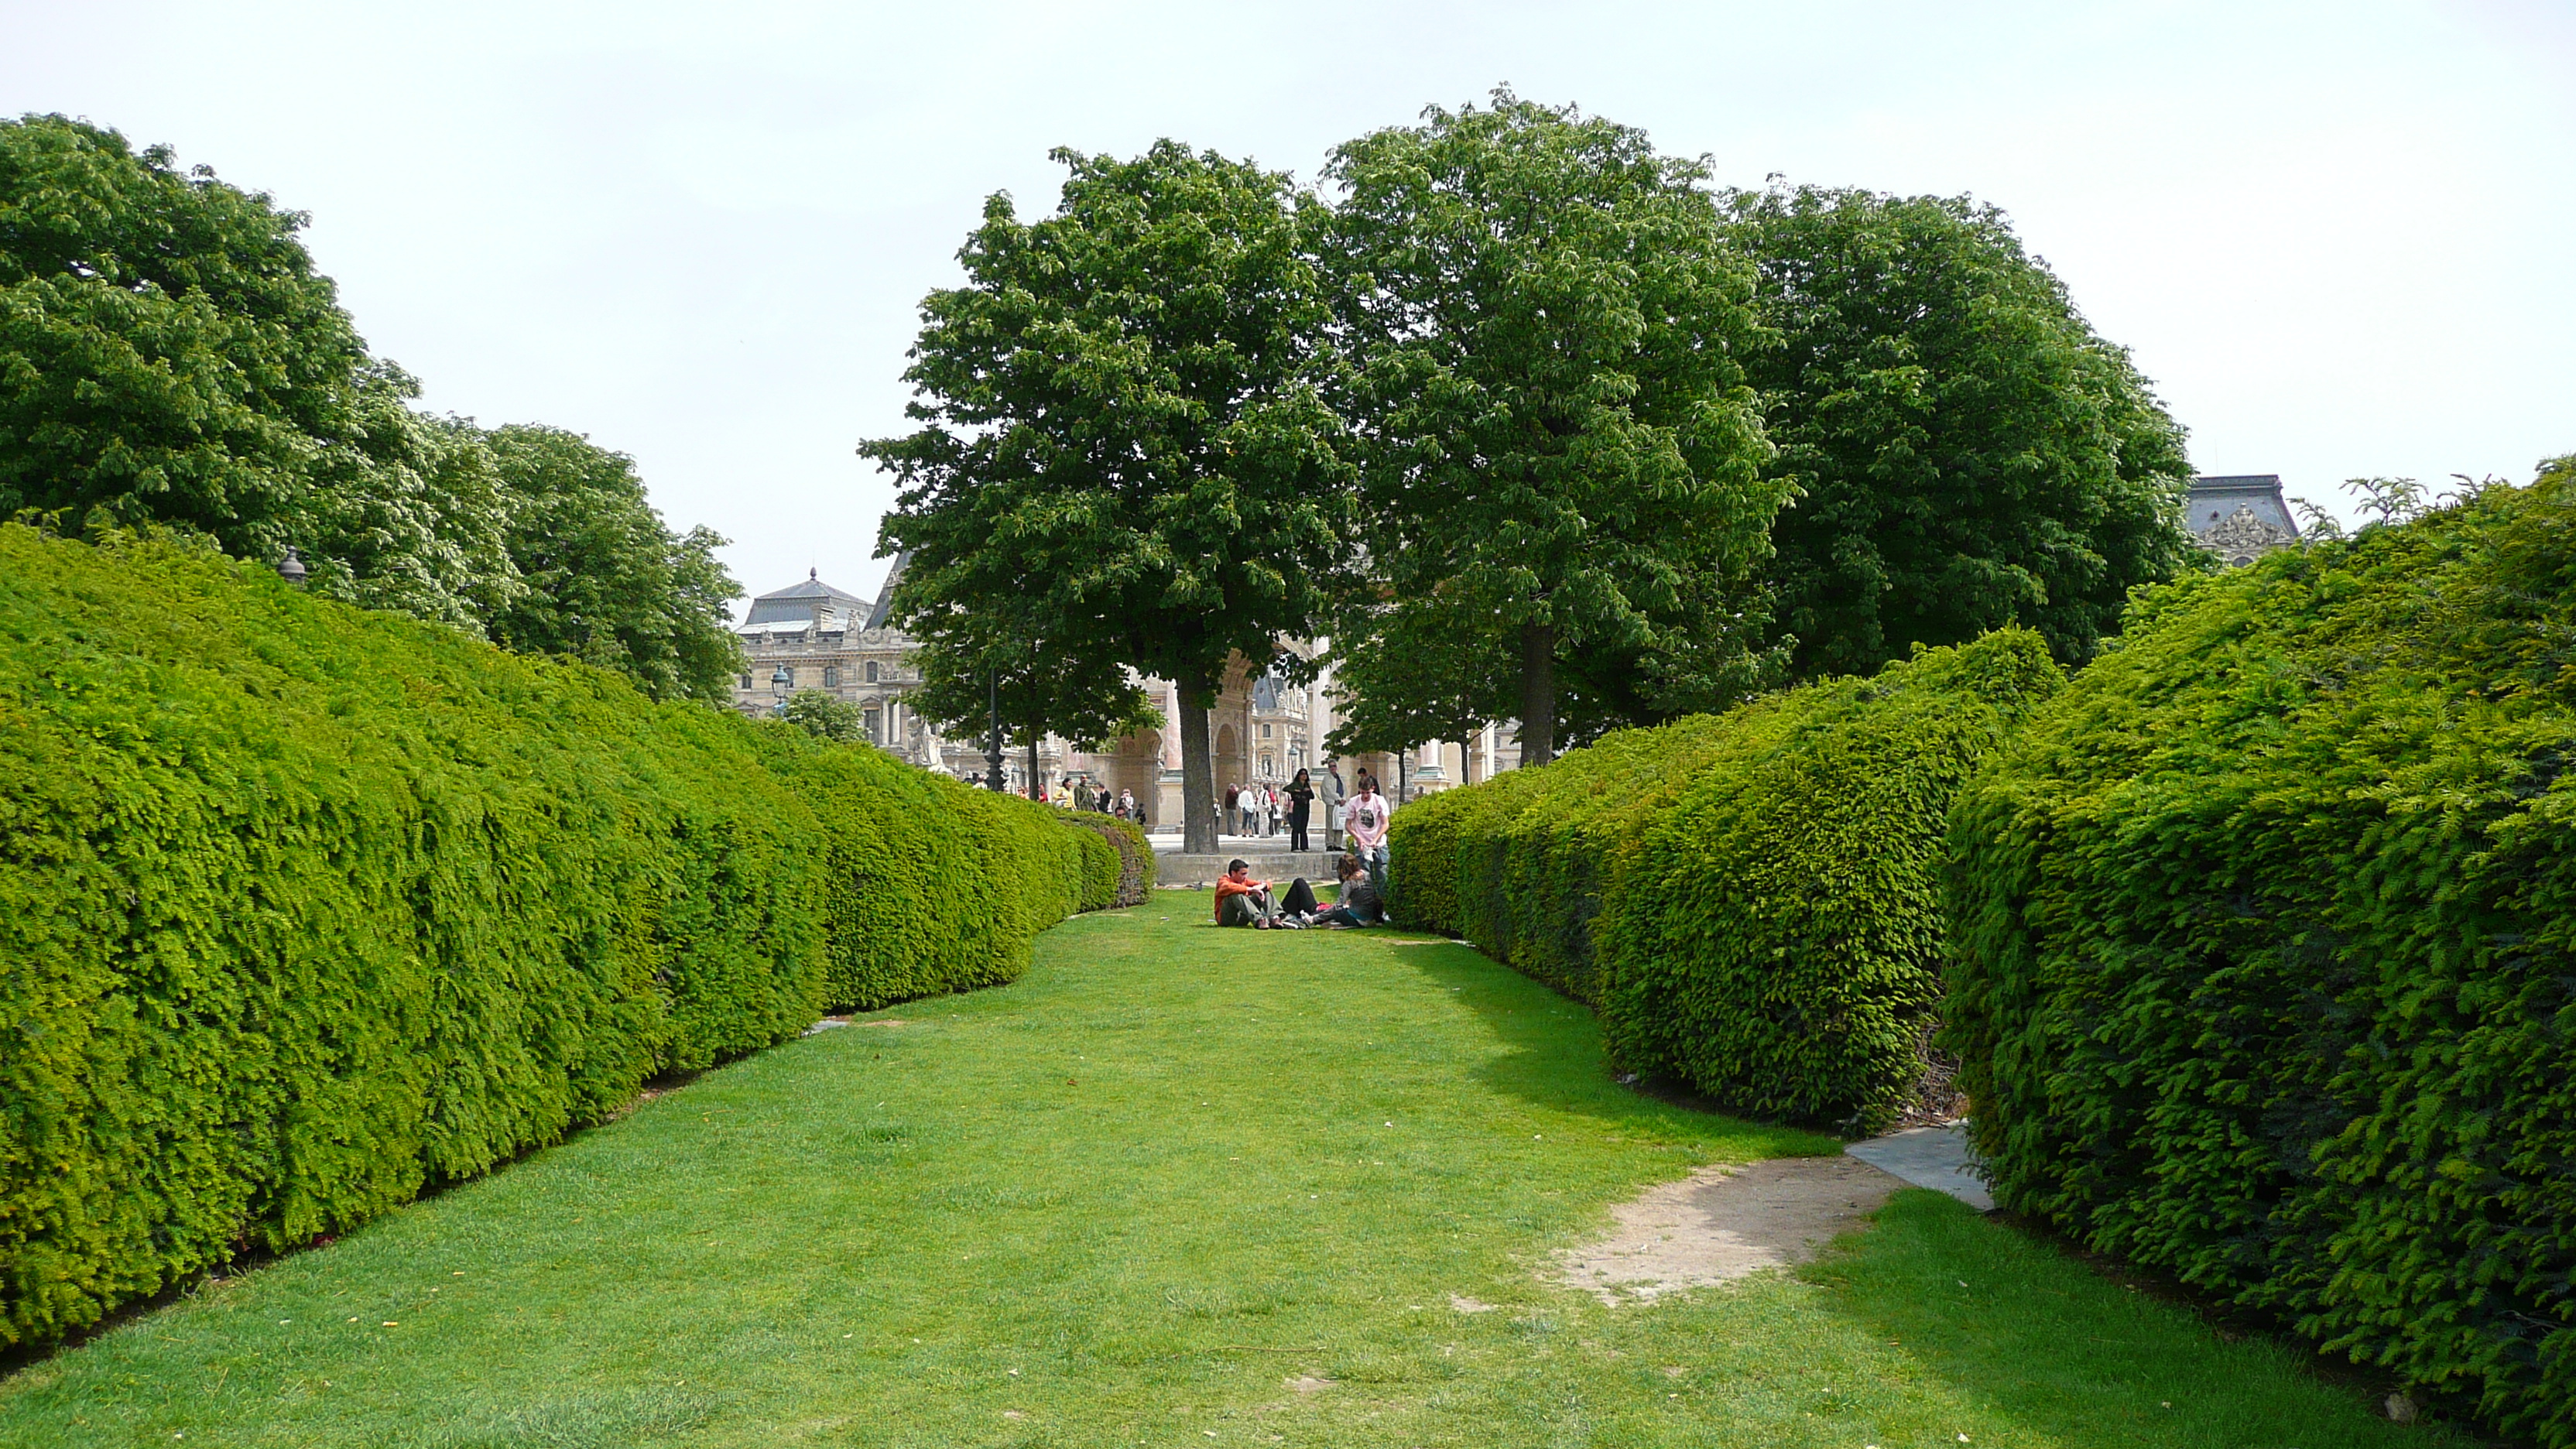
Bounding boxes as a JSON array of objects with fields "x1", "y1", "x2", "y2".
[
  {"x1": 1320, "y1": 93, "x2": 1784, "y2": 766},
  {"x1": 0, "y1": 114, "x2": 516, "y2": 629},
  {"x1": 1728, "y1": 185, "x2": 2197, "y2": 678},
  {"x1": 865, "y1": 142, "x2": 1355, "y2": 851},
  {"x1": 481, "y1": 424, "x2": 742, "y2": 702}
]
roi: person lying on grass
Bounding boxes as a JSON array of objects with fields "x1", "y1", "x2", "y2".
[
  {"x1": 1214, "y1": 860, "x2": 1319, "y2": 929},
  {"x1": 1310, "y1": 853, "x2": 1384, "y2": 929}
]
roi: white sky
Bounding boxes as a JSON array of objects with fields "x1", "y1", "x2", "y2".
[{"x1": 9, "y1": 0, "x2": 2571, "y2": 607}]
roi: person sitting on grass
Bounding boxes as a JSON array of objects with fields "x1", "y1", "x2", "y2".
[
  {"x1": 1216, "y1": 859, "x2": 1317, "y2": 929},
  {"x1": 1310, "y1": 853, "x2": 1384, "y2": 928}
]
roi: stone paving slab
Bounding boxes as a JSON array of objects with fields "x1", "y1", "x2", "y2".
[{"x1": 1844, "y1": 1123, "x2": 1994, "y2": 1211}]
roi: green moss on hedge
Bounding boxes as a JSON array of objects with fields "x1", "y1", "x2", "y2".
[
  {"x1": 0, "y1": 525, "x2": 1104, "y2": 1349},
  {"x1": 1943, "y1": 462, "x2": 2576, "y2": 1444}
]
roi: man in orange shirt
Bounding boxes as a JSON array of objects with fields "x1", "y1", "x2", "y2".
[{"x1": 1215, "y1": 859, "x2": 1276, "y2": 927}]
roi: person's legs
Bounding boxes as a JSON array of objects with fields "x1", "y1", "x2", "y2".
[
  {"x1": 1290, "y1": 808, "x2": 1309, "y2": 852},
  {"x1": 1281, "y1": 877, "x2": 1318, "y2": 916},
  {"x1": 1314, "y1": 904, "x2": 1365, "y2": 928},
  {"x1": 1365, "y1": 844, "x2": 1389, "y2": 896},
  {"x1": 1219, "y1": 892, "x2": 1262, "y2": 928}
]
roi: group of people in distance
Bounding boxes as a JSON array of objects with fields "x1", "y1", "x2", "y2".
[
  {"x1": 1062, "y1": 776, "x2": 1143, "y2": 824},
  {"x1": 1214, "y1": 851, "x2": 1386, "y2": 930},
  {"x1": 1223, "y1": 774, "x2": 1315, "y2": 848},
  {"x1": 1213, "y1": 769, "x2": 1396, "y2": 930}
]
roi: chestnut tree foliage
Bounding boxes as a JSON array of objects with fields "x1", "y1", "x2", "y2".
[
  {"x1": 0, "y1": 114, "x2": 738, "y2": 701},
  {"x1": 865, "y1": 142, "x2": 1355, "y2": 851},
  {"x1": 1320, "y1": 94, "x2": 1784, "y2": 766},
  {"x1": 1727, "y1": 185, "x2": 2197, "y2": 680}
]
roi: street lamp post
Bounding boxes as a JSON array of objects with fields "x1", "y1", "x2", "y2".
[
  {"x1": 984, "y1": 666, "x2": 1005, "y2": 790},
  {"x1": 276, "y1": 547, "x2": 307, "y2": 587},
  {"x1": 770, "y1": 664, "x2": 792, "y2": 717}
]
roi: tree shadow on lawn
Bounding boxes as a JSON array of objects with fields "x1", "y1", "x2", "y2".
[
  {"x1": 1369, "y1": 932, "x2": 1838, "y2": 1157},
  {"x1": 1800, "y1": 1189, "x2": 2465, "y2": 1448}
]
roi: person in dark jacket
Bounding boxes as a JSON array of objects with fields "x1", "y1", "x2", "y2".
[{"x1": 1286, "y1": 769, "x2": 1316, "y2": 852}]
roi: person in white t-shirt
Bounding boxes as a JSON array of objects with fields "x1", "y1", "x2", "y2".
[{"x1": 1345, "y1": 783, "x2": 1393, "y2": 896}]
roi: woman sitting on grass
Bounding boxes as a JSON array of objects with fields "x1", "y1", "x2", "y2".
[{"x1": 1310, "y1": 854, "x2": 1383, "y2": 929}]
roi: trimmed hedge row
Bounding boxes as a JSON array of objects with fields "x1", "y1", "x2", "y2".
[
  {"x1": 0, "y1": 525, "x2": 1107, "y2": 1348},
  {"x1": 1389, "y1": 630, "x2": 2059, "y2": 1127},
  {"x1": 1064, "y1": 811, "x2": 1156, "y2": 907},
  {"x1": 1944, "y1": 465, "x2": 2576, "y2": 1444}
]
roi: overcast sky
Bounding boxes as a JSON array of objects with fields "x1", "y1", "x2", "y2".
[{"x1": 9, "y1": 0, "x2": 2571, "y2": 607}]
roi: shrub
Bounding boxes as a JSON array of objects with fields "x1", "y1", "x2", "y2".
[
  {"x1": 1596, "y1": 631, "x2": 2060, "y2": 1126},
  {"x1": 1392, "y1": 630, "x2": 2058, "y2": 1126},
  {"x1": 1943, "y1": 462, "x2": 2576, "y2": 1444},
  {"x1": 1064, "y1": 812, "x2": 1156, "y2": 907},
  {"x1": 0, "y1": 524, "x2": 1102, "y2": 1349}
]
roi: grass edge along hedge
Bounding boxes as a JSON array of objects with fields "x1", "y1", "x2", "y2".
[
  {"x1": 1943, "y1": 461, "x2": 2576, "y2": 1446},
  {"x1": 0, "y1": 524, "x2": 1112, "y2": 1350},
  {"x1": 1390, "y1": 629, "x2": 2061, "y2": 1129}
]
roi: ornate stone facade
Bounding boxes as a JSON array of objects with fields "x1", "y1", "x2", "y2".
[
  {"x1": 731, "y1": 560, "x2": 1516, "y2": 821},
  {"x1": 2187, "y1": 474, "x2": 2301, "y2": 567}
]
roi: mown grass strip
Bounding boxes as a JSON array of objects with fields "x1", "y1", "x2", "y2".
[{"x1": 0, "y1": 903, "x2": 2447, "y2": 1446}]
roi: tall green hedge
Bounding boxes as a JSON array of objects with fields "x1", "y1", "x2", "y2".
[
  {"x1": 1064, "y1": 811, "x2": 1156, "y2": 907},
  {"x1": 1597, "y1": 632, "x2": 2060, "y2": 1126},
  {"x1": 0, "y1": 524, "x2": 1105, "y2": 1349},
  {"x1": 1943, "y1": 463, "x2": 2576, "y2": 1444},
  {"x1": 1391, "y1": 631, "x2": 2059, "y2": 1127}
]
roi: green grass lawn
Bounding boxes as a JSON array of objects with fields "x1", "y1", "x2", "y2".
[{"x1": 1, "y1": 901, "x2": 2448, "y2": 1447}]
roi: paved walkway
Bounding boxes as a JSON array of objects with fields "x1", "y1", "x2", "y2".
[{"x1": 1844, "y1": 1123, "x2": 1994, "y2": 1211}]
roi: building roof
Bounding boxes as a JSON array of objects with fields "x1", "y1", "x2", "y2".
[
  {"x1": 742, "y1": 569, "x2": 871, "y2": 628},
  {"x1": 2186, "y1": 475, "x2": 2299, "y2": 540},
  {"x1": 865, "y1": 552, "x2": 910, "y2": 631}
]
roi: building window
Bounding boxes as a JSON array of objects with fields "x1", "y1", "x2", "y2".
[
  {"x1": 823, "y1": 665, "x2": 840, "y2": 688},
  {"x1": 865, "y1": 661, "x2": 880, "y2": 683},
  {"x1": 863, "y1": 707, "x2": 882, "y2": 742},
  {"x1": 1259, "y1": 722, "x2": 1273, "y2": 738},
  {"x1": 738, "y1": 672, "x2": 752, "y2": 690}
]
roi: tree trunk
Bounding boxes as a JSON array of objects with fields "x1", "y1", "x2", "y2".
[
  {"x1": 1179, "y1": 680, "x2": 1218, "y2": 855},
  {"x1": 1519, "y1": 621, "x2": 1557, "y2": 768},
  {"x1": 1026, "y1": 730, "x2": 1041, "y2": 802}
]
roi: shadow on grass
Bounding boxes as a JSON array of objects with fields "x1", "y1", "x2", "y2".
[
  {"x1": 1805, "y1": 1190, "x2": 2460, "y2": 1449},
  {"x1": 1376, "y1": 933, "x2": 1839, "y2": 1156}
]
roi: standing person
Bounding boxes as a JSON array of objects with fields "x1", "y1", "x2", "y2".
[
  {"x1": 1240, "y1": 784, "x2": 1258, "y2": 837},
  {"x1": 1074, "y1": 776, "x2": 1096, "y2": 812},
  {"x1": 1262, "y1": 783, "x2": 1279, "y2": 838},
  {"x1": 1117, "y1": 786, "x2": 1137, "y2": 820},
  {"x1": 1346, "y1": 777, "x2": 1394, "y2": 897},
  {"x1": 1223, "y1": 781, "x2": 1240, "y2": 837},
  {"x1": 1321, "y1": 762, "x2": 1345, "y2": 851},
  {"x1": 1286, "y1": 769, "x2": 1315, "y2": 853}
]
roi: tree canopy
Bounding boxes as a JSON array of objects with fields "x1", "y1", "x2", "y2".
[
  {"x1": 1728, "y1": 184, "x2": 2197, "y2": 678},
  {"x1": 866, "y1": 141, "x2": 1355, "y2": 849},
  {"x1": 1318, "y1": 93, "x2": 1786, "y2": 766},
  {"x1": 0, "y1": 114, "x2": 738, "y2": 701},
  {"x1": 482, "y1": 424, "x2": 742, "y2": 703}
]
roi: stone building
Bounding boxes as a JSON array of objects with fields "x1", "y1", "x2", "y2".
[
  {"x1": 727, "y1": 568, "x2": 957, "y2": 769},
  {"x1": 730, "y1": 558, "x2": 1512, "y2": 821},
  {"x1": 2186, "y1": 474, "x2": 2301, "y2": 566}
]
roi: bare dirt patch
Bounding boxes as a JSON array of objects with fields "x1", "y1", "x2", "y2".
[{"x1": 1550, "y1": 1156, "x2": 1901, "y2": 1304}]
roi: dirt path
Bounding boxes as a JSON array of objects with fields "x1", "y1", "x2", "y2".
[{"x1": 1549, "y1": 1156, "x2": 1903, "y2": 1304}]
